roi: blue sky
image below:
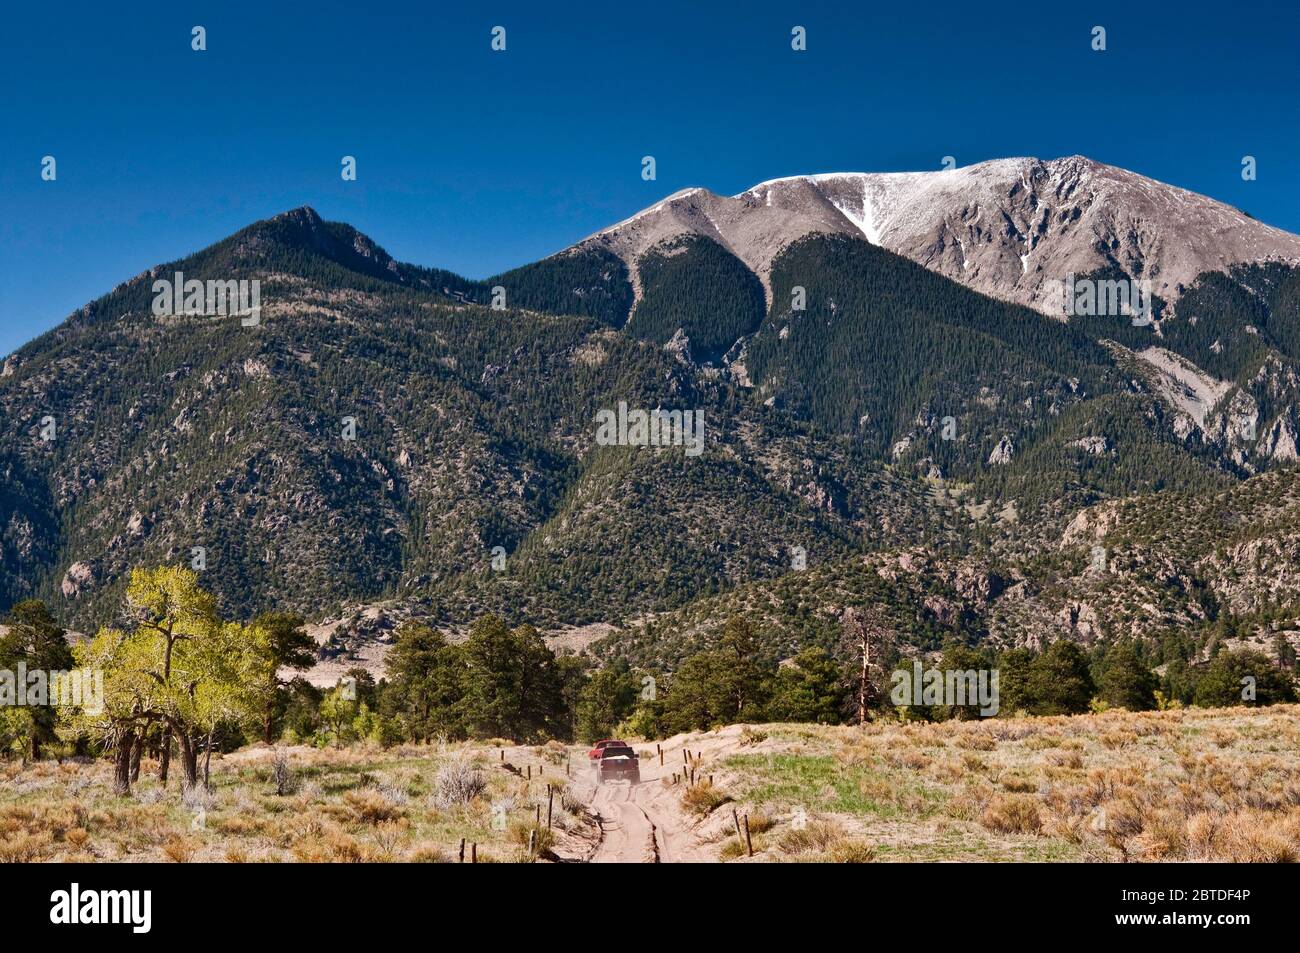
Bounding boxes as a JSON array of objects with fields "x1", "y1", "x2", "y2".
[{"x1": 3, "y1": 0, "x2": 1299, "y2": 355}]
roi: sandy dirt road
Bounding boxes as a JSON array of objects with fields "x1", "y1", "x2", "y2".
[
  {"x1": 582, "y1": 745, "x2": 717, "y2": 863},
  {"x1": 590, "y1": 781, "x2": 661, "y2": 862}
]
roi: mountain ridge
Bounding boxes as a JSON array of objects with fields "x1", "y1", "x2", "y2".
[
  {"x1": 6, "y1": 166, "x2": 1300, "y2": 680},
  {"x1": 576, "y1": 155, "x2": 1300, "y2": 316}
]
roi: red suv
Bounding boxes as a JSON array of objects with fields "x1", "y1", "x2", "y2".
[
  {"x1": 587, "y1": 739, "x2": 628, "y2": 760},
  {"x1": 594, "y1": 745, "x2": 640, "y2": 784}
]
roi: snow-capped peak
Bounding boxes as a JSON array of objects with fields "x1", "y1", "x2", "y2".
[{"x1": 576, "y1": 156, "x2": 1300, "y2": 315}]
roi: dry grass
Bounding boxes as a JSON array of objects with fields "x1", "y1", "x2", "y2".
[
  {"x1": 719, "y1": 705, "x2": 1300, "y2": 862},
  {"x1": 5, "y1": 706, "x2": 1299, "y2": 864},
  {"x1": 0, "y1": 741, "x2": 592, "y2": 863}
]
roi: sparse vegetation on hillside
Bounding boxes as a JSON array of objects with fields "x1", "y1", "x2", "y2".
[{"x1": 701, "y1": 706, "x2": 1300, "y2": 862}]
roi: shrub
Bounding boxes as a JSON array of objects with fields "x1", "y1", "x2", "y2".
[
  {"x1": 827, "y1": 839, "x2": 875, "y2": 863},
  {"x1": 344, "y1": 789, "x2": 406, "y2": 824},
  {"x1": 433, "y1": 760, "x2": 486, "y2": 807},
  {"x1": 161, "y1": 836, "x2": 199, "y2": 863},
  {"x1": 181, "y1": 782, "x2": 215, "y2": 814},
  {"x1": 291, "y1": 829, "x2": 365, "y2": 862},
  {"x1": 999, "y1": 775, "x2": 1037, "y2": 793},
  {"x1": 777, "y1": 819, "x2": 842, "y2": 854},
  {"x1": 980, "y1": 794, "x2": 1042, "y2": 834},
  {"x1": 1049, "y1": 750, "x2": 1085, "y2": 769},
  {"x1": 272, "y1": 750, "x2": 299, "y2": 796},
  {"x1": 537, "y1": 741, "x2": 568, "y2": 765},
  {"x1": 407, "y1": 842, "x2": 452, "y2": 863},
  {"x1": 508, "y1": 821, "x2": 555, "y2": 858},
  {"x1": 681, "y1": 780, "x2": 730, "y2": 816},
  {"x1": 0, "y1": 831, "x2": 52, "y2": 863},
  {"x1": 719, "y1": 836, "x2": 748, "y2": 861}
]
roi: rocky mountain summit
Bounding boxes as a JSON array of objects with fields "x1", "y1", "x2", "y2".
[{"x1": 580, "y1": 156, "x2": 1300, "y2": 314}]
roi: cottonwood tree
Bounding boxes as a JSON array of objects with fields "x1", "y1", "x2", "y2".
[
  {"x1": 73, "y1": 567, "x2": 257, "y2": 793},
  {"x1": 318, "y1": 681, "x2": 361, "y2": 746}
]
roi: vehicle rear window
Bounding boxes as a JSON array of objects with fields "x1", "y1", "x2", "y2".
[{"x1": 602, "y1": 747, "x2": 635, "y2": 759}]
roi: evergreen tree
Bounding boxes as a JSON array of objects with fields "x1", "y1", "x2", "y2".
[
  {"x1": 383, "y1": 622, "x2": 466, "y2": 741},
  {"x1": 1194, "y1": 649, "x2": 1296, "y2": 707},
  {"x1": 250, "y1": 612, "x2": 316, "y2": 744},
  {"x1": 1024, "y1": 641, "x2": 1096, "y2": 715},
  {"x1": 0, "y1": 600, "x2": 75, "y2": 759},
  {"x1": 994, "y1": 647, "x2": 1038, "y2": 716},
  {"x1": 1273, "y1": 633, "x2": 1298, "y2": 672},
  {"x1": 768, "y1": 648, "x2": 844, "y2": 724},
  {"x1": 461, "y1": 615, "x2": 566, "y2": 742},
  {"x1": 938, "y1": 643, "x2": 994, "y2": 720},
  {"x1": 575, "y1": 662, "x2": 639, "y2": 742},
  {"x1": 1097, "y1": 642, "x2": 1158, "y2": 711}
]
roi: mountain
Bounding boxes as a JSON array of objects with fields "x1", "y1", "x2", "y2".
[
  {"x1": 566, "y1": 159, "x2": 1300, "y2": 485},
  {"x1": 0, "y1": 208, "x2": 962, "y2": 639},
  {"x1": 577, "y1": 156, "x2": 1300, "y2": 315},
  {"x1": 5, "y1": 157, "x2": 1300, "y2": 677}
]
